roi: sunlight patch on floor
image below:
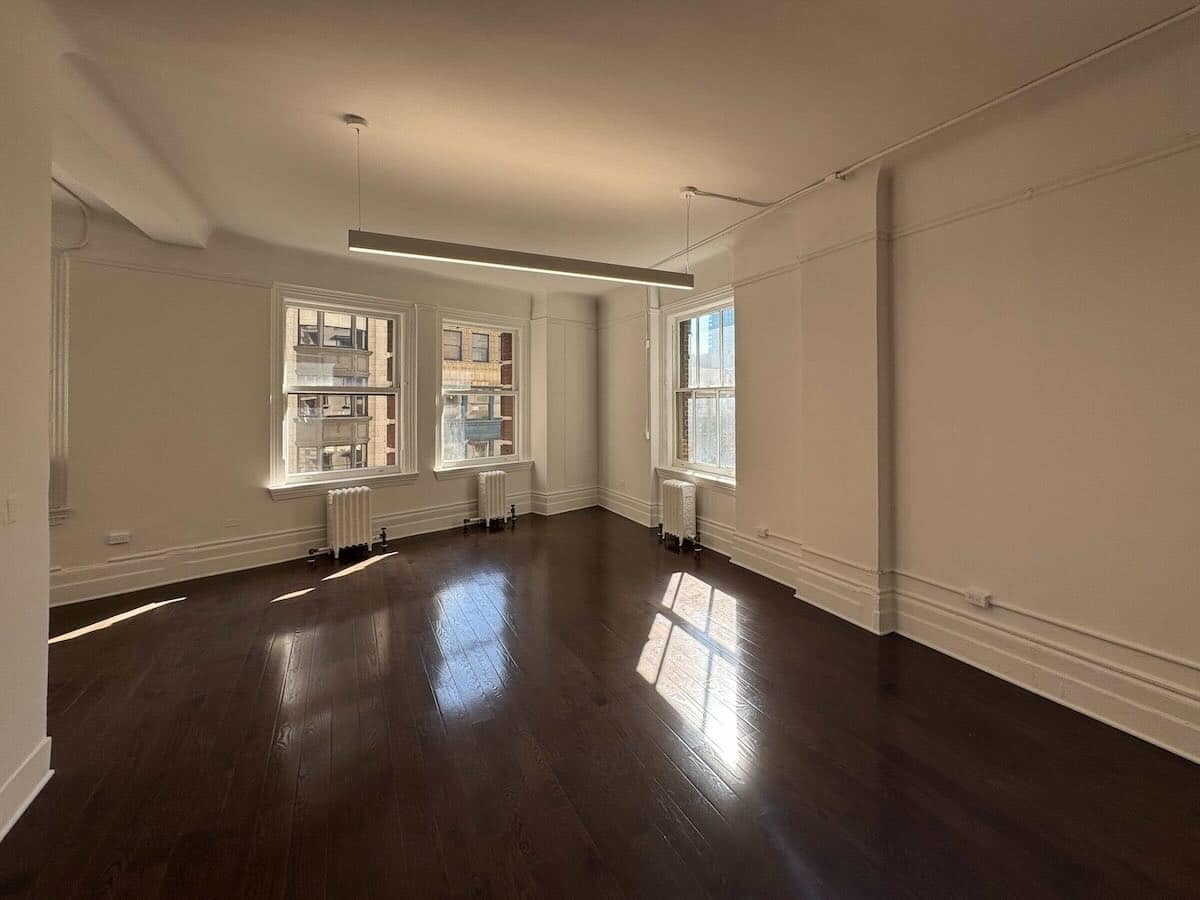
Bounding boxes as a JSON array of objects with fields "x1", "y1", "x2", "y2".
[
  {"x1": 50, "y1": 597, "x2": 184, "y2": 644},
  {"x1": 270, "y1": 587, "x2": 315, "y2": 603},
  {"x1": 322, "y1": 551, "x2": 398, "y2": 581},
  {"x1": 638, "y1": 573, "x2": 742, "y2": 769}
]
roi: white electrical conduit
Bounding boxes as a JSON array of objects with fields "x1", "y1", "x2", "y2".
[
  {"x1": 51, "y1": 177, "x2": 90, "y2": 251},
  {"x1": 654, "y1": 3, "x2": 1200, "y2": 268}
]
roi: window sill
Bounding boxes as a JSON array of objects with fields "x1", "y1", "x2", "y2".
[
  {"x1": 656, "y1": 466, "x2": 736, "y2": 495},
  {"x1": 268, "y1": 470, "x2": 418, "y2": 500},
  {"x1": 433, "y1": 459, "x2": 533, "y2": 481}
]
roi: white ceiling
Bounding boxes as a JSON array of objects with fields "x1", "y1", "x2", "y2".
[{"x1": 49, "y1": 0, "x2": 1186, "y2": 289}]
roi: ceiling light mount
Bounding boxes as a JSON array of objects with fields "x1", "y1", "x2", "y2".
[{"x1": 342, "y1": 113, "x2": 368, "y2": 130}]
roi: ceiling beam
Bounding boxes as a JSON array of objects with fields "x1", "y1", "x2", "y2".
[{"x1": 53, "y1": 53, "x2": 210, "y2": 248}]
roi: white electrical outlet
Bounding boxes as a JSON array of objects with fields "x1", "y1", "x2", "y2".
[
  {"x1": 106, "y1": 530, "x2": 132, "y2": 545},
  {"x1": 755, "y1": 526, "x2": 770, "y2": 538},
  {"x1": 966, "y1": 587, "x2": 992, "y2": 609}
]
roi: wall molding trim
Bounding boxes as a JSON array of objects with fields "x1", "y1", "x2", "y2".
[
  {"x1": 710, "y1": 526, "x2": 1200, "y2": 762},
  {"x1": 530, "y1": 485, "x2": 600, "y2": 516},
  {"x1": 889, "y1": 133, "x2": 1200, "y2": 243},
  {"x1": 597, "y1": 486, "x2": 655, "y2": 527},
  {"x1": 728, "y1": 532, "x2": 803, "y2": 590},
  {"x1": 597, "y1": 308, "x2": 650, "y2": 330},
  {"x1": 696, "y1": 515, "x2": 735, "y2": 557},
  {"x1": 891, "y1": 577, "x2": 1200, "y2": 764},
  {"x1": 68, "y1": 253, "x2": 271, "y2": 289},
  {"x1": 0, "y1": 737, "x2": 52, "y2": 845},
  {"x1": 50, "y1": 492, "x2": 532, "y2": 606},
  {"x1": 732, "y1": 229, "x2": 883, "y2": 291}
]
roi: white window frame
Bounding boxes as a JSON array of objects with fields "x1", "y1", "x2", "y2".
[
  {"x1": 660, "y1": 290, "x2": 736, "y2": 484},
  {"x1": 268, "y1": 283, "x2": 417, "y2": 499},
  {"x1": 434, "y1": 309, "x2": 530, "y2": 476}
]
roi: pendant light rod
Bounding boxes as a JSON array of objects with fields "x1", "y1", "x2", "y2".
[
  {"x1": 348, "y1": 229, "x2": 695, "y2": 290},
  {"x1": 343, "y1": 114, "x2": 368, "y2": 230}
]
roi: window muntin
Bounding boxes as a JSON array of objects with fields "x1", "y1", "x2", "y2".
[
  {"x1": 439, "y1": 323, "x2": 518, "y2": 465},
  {"x1": 282, "y1": 302, "x2": 400, "y2": 482},
  {"x1": 674, "y1": 303, "x2": 735, "y2": 476}
]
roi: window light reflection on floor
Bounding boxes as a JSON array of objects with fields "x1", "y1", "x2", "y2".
[
  {"x1": 49, "y1": 597, "x2": 184, "y2": 644},
  {"x1": 321, "y1": 551, "x2": 397, "y2": 581},
  {"x1": 270, "y1": 587, "x2": 315, "y2": 603},
  {"x1": 636, "y1": 572, "x2": 742, "y2": 769}
]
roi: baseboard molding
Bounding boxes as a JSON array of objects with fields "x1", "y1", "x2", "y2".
[
  {"x1": 530, "y1": 485, "x2": 599, "y2": 516},
  {"x1": 717, "y1": 531, "x2": 1200, "y2": 763},
  {"x1": 597, "y1": 486, "x2": 655, "y2": 527},
  {"x1": 0, "y1": 737, "x2": 52, "y2": 845},
  {"x1": 696, "y1": 515, "x2": 735, "y2": 557},
  {"x1": 51, "y1": 492, "x2": 532, "y2": 606},
  {"x1": 728, "y1": 533, "x2": 802, "y2": 590},
  {"x1": 889, "y1": 573, "x2": 1200, "y2": 763}
]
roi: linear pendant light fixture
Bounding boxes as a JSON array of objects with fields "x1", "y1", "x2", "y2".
[{"x1": 342, "y1": 115, "x2": 693, "y2": 290}]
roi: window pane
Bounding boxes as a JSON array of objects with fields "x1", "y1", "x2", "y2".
[
  {"x1": 678, "y1": 319, "x2": 697, "y2": 388},
  {"x1": 719, "y1": 390, "x2": 736, "y2": 470},
  {"x1": 471, "y1": 332, "x2": 490, "y2": 362},
  {"x1": 722, "y1": 306, "x2": 735, "y2": 387},
  {"x1": 696, "y1": 310, "x2": 722, "y2": 387},
  {"x1": 286, "y1": 305, "x2": 393, "y2": 388},
  {"x1": 442, "y1": 326, "x2": 515, "y2": 391},
  {"x1": 677, "y1": 391, "x2": 718, "y2": 466},
  {"x1": 298, "y1": 308, "x2": 319, "y2": 346},
  {"x1": 286, "y1": 392, "x2": 396, "y2": 475},
  {"x1": 442, "y1": 329, "x2": 462, "y2": 360},
  {"x1": 442, "y1": 393, "x2": 516, "y2": 462},
  {"x1": 322, "y1": 312, "x2": 353, "y2": 348}
]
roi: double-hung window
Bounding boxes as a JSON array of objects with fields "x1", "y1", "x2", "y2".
[
  {"x1": 672, "y1": 301, "x2": 735, "y2": 476},
  {"x1": 438, "y1": 320, "x2": 520, "y2": 466},
  {"x1": 270, "y1": 285, "x2": 416, "y2": 496}
]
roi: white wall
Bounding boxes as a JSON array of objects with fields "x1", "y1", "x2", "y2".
[
  {"x1": 0, "y1": 0, "x2": 58, "y2": 841},
  {"x1": 49, "y1": 214, "x2": 598, "y2": 603},
  {"x1": 596, "y1": 20, "x2": 1199, "y2": 760},
  {"x1": 887, "y1": 20, "x2": 1199, "y2": 758}
]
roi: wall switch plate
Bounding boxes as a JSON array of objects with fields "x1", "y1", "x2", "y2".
[
  {"x1": 106, "y1": 531, "x2": 132, "y2": 545},
  {"x1": 966, "y1": 588, "x2": 992, "y2": 609}
]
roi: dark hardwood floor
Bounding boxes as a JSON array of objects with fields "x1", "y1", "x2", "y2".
[{"x1": 1, "y1": 508, "x2": 1196, "y2": 898}]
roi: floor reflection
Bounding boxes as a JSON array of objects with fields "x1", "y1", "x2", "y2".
[
  {"x1": 637, "y1": 573, "x2": 741, "y2": 769},
  {"x1": 270, "y1": 587, "x2": 315, "y2": 603},
  {"x1": 430, "y1": 570, "x2": 513, "y2": 717},
  {"x1": 321, "y1": 551, "x2": 397, "y2": 581},
  {"x1": 49, "y1": 597, "x2": 184, "y2": 644}
]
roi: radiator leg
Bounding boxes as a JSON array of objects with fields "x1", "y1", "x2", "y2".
[
  {"x1": 463, "y1": 517, "x2": 470, "y2": 534},
  {"x1": 657, "y1": 523, "x2": 663, "y2": 541},
  {"x1": 307, "y1": 548, "x2": 319, "y2": 565},
  {"x1": 379, "y1": 526, "x2": 388, "y2": 549},
  {"x1": 509, "y1": 504, "x2": 516, "y2": 529}
]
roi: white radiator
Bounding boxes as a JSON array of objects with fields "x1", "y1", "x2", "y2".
[
  {"x1": 660, "y1": 479, "x2": 697, "y2": 546},
  {"x1": 327, "y1": 486, "x2": 372, "y2": 559},
  {"x1": 477, "y1": 470, "x2": 508, "y2": 525}
]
